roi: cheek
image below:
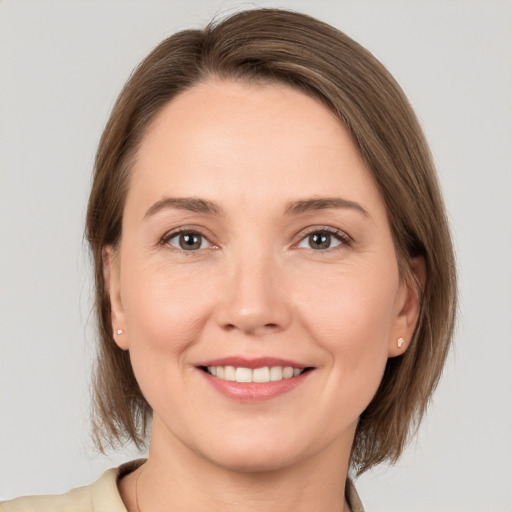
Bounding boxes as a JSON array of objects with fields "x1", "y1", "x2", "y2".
[
  {"x1": 118, "y1": 259, "x2": 221, "y2": 418},
  {"x1": 121, "y1": 259, "x2": 217, "y2": 356},
  {"x1": 297, "y1": 264, "x2": 398, "y2": 386},
  {"x1": 300, "y1": 261, "x2": 398, "y2": 335}
]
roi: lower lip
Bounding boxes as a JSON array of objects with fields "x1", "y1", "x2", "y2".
[{"x1": 199, "y1": 369, "x2": 312, "y2": 402}]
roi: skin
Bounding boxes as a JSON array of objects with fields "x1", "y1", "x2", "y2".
[{"x1": 104, "y1": 80, "x2": 422, "y2": 512}]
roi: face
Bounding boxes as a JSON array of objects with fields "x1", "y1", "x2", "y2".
[{"x1": 105, "y1": 80, "x2": 420, "y2": 472}]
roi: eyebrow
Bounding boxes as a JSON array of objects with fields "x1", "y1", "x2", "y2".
[
  {"x1": 144, "y1": 196, "x2": 369, "y2": 219},
  {"x1": 284, "y1": 197, "x2": 369, "y2": 217},
  {"x1": 144, "y1": 197, "x2": 224, "y2": 218}
]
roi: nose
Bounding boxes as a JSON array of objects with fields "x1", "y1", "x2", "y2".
[{"x1": 214, "y1": 250, "x2": 292, "y2": 336}]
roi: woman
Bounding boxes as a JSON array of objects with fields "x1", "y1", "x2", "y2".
[{"x1": 1, "y1": 8, "x2": 456, "y2": 512}]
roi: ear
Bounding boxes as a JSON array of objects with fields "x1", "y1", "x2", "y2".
[
  {"x1": 102, "y1": 245, "x2": 129, "y2": 350},
  {"x1": 388, "y1": 256, "x2": 426, "y2": 357}
]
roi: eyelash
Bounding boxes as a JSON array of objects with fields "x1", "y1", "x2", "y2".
[
  {"x1": 159, "y1": 226, "x2": 352, "y2": 253},
  {"x1": 295, "y1": 226, "x2": 352, "y2": 252},
  {"x1": 160, "y1": 228, "x2": 216, "y2": 254}
]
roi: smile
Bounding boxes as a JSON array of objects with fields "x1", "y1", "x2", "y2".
[
  {"x1": 206, "y1": 365, "x2": 305, "y2": 383},
  {"x1": 197, "y1": 357, "x2": 313, "y2": 401}
]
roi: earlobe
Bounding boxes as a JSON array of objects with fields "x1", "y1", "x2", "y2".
[
  {"x1": 388, "y1": 256, "x2": 426, "y2": 357},
  {"x1": 102, "y1": 246, "x2": 128, "y2": 350}
]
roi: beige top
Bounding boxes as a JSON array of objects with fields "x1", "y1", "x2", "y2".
[{"x1": 1, "y1": 459, "x2": 365, "y2": 512}]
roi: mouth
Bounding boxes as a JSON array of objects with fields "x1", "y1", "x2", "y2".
[
  {"x1": 200, "y1": 365, "x2": 312, "y2": 383},
  {"x1": 196, "y1": 357, "x2": 314, "y2": 401}
]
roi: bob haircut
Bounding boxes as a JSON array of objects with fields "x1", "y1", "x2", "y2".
[{"x1": 86, "y1": 8, "x2": 456, "y2": 474}]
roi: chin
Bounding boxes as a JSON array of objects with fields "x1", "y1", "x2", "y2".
[
  {"x1": 205, "y1": 445, "x2": 302, "y2": 474},
  {"x1": 191, "y1": 428, "x2": 316, "y2": 474}
]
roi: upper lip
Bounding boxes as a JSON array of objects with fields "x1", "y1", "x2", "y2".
[{"x1": 197, "y1": 357, "x2": 309, "y2": 369}]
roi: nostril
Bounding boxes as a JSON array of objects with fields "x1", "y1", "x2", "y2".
[{"x1": 222, "y1": 322, "x2": 281, "y2": 334}]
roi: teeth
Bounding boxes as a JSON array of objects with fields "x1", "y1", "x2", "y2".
[
  {"x1": 224, "y1": 366, "x2": 236, "y2": 381},
  {"x1": 269, "y1": 366, "x2": 282, "y2": 381},
  {"x1": 252, "y1": 367, "x2": 270, "y2": 383},
  {"x1": 282, "y1": 366, "x2": 294, "y2": 379},
  {"x1": 206, "y1": 365, "x2": 304, "y2": 382},
  {"x1": 235, "y1": 367, "x2": 252, "y2": 383}
]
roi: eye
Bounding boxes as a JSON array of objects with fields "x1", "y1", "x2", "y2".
[
  {"x1": 296, "y1": 229, "x2": 346, "y2": 250},
  {"x1": 165, "y1": 231, "x2": 210, "y2": 251}
]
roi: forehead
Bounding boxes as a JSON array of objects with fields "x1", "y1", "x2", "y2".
[{"x1": 127, "y1": 79, "x2": 384, "y2": 218}]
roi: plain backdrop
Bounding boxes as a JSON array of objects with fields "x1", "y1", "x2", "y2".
[{"x1": 1, "y1": 1, "x2": 511, "y2": 510}]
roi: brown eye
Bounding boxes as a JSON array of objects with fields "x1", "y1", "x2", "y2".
[
  {"x1": 167, "y1": 232, "x2": 207, "y2": 251},
  {"x1": 297, "y1": 230, "x2": 343, "y2": 250},
  {"x1": 309, "y1": 233, "x2": 331, "y2": 250}
]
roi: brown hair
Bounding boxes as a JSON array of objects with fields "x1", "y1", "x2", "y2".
[{"x1": 86, "y1": 8, "x2": 456, "y2": 474}]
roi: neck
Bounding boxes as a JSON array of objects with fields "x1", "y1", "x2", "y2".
[{"x1": 120, "y1": 419, "x2": 355, "y2": 512}]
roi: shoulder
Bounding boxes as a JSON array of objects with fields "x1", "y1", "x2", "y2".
[
  {"x1": 0, "y1": 484, "x2": 92, "y2": 512},
  {"x1": 0, "y1": 460, "x2": 144, "y2": 512},
  {"x1": 346, "y1": 477, "x2": 365, "y2": 512}
]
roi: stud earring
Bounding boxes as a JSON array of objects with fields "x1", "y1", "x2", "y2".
[
  {"x1": 397, "y1": 337, "x2": 404, "y2": 348},
  {"x1": 116, "y1": 329, "x2": 124, "y2": 335}
]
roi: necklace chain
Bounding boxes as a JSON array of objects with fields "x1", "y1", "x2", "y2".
[{"x1": 134, "y1": 462, "x2": 146, "y2": 512}]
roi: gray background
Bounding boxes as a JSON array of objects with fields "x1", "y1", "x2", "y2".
[{"x1": 1, "y1": 0, "x2": 511, "y2": 510}]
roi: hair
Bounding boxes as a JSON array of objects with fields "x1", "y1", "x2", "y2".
[{"x1": 86, "y1": 8, "x2": 456, "y2": 474}]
